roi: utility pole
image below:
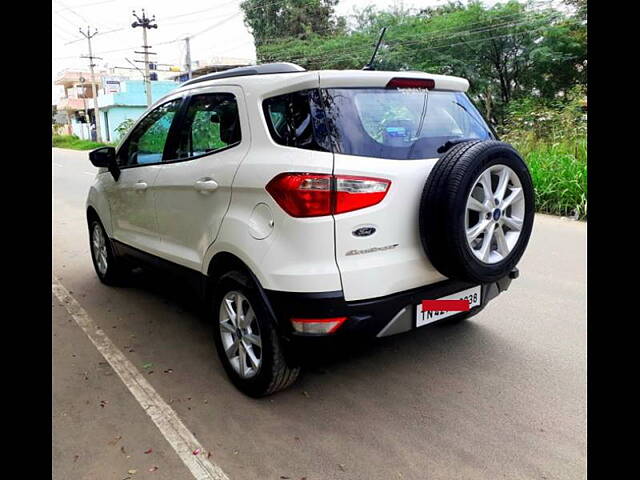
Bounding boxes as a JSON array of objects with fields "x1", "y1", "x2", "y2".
[
  {"x1": 79, "y1": 26, "x2": 103, "y2": 142},
  {"x1": 131, "y1": 9, "x2": 157, "y2": 107},
  {"x1": 184, "y1": 37, "x2": 192, "y2": 80}
]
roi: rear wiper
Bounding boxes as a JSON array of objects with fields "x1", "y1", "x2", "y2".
[{"x1": 437, "y1": 137, "x2": 477, "y2": 154}]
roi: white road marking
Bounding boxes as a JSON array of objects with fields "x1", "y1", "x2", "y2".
[
  {"x1": 83, "y1": 172, "x2": 96, "y2": 176},
  {"x1": 53, "y1": 163, "x2": 63, "y2": 167},
  {"x1": 52, "y1": 279, "x2": 230, "y2": 480}
]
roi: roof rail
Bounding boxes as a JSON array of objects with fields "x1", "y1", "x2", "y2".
[{"x1": 180, "y1": 62, "x2": 306, "y2": 87}]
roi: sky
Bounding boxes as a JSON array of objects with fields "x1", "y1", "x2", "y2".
[{"x1": 52, "y1": 0, "x2": 540, "y2": 103}]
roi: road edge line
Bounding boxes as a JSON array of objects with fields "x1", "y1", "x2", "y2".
[{"x1": 53, "y1": 279, "x2": 230, "y2": 480}]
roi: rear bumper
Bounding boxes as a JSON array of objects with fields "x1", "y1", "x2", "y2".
[{"x1": 265, "y1": 269, "x2": 518, "y2": 360}]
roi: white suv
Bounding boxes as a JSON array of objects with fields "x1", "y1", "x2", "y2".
[{"x1": 87, "y1": 63, "x2": 534, "y2": 396}]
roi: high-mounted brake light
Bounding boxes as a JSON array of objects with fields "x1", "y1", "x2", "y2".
[
  {"x1": 291, "y1": 317, "x2": 347, "y2": 334},
  {"x1": 386, "y1": 77, "x2": 435, "y2": 90},
  {"x1": 266, "y1": 173, "x2": 391, "y2": 218}
]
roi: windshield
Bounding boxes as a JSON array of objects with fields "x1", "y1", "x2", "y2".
[{"x1": 320, "y1": 88, "x2": 493, "y2": 160}]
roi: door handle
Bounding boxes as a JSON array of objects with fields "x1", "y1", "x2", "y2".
[
  {"x1": 194, "y1": 178, "x2": 219, "y2": 193},
  {"x1": 134, "y1": 181, "x2": 148, "y2": 191}
]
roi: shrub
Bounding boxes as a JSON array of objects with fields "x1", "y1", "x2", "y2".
[{"x1": 500, "y1": 87, "x2": 587, "y2": 219}]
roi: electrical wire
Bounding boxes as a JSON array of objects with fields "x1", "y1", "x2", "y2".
[{"x1": 259, "y1": 12, "x2": 569, "y2": 64}]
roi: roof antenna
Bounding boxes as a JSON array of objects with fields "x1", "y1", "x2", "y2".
[{"x1": 362, "y1": 27, "x2": 387, "y2": 71}]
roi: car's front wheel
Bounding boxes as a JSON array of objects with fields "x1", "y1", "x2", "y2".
[
  {"x1": 88, "y1": 219, "x2": 128, "y2": 285},
  {"x1": 211, "y1": 271, "x2": 300, "y2": 397}
]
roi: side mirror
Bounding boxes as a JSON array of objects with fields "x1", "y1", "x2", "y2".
[
  {"x1": 89, "y1": 146, "x2": 115, "y2": 167},
  {"x1": 89, "y1": 146, "x2": 120, "y2": 181}
]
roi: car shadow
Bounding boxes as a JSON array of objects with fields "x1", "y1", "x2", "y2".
[{"x1": 115, "y1": 265, "x2": 519, "y2": 401}]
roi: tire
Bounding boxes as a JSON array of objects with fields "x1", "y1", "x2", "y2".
[
  {"x1": 419, "y1": 140, "x2": 534, "y2": 284},
  {"x1": 88, "y1": 218, "x2": 129, "y2": 286},
  {"x1": 211, "y1": 270, "x2": 301, "y2": 397}
]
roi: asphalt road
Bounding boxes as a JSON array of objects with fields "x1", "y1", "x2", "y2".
[{"x1": 53, "y1": 148, "x2": 586, "y2": 480}]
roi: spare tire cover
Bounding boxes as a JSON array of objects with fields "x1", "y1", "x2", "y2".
[{"x1": 419, "y1": 140, "x2": 535, "y2": 284}]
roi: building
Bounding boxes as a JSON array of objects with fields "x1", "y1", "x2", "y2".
[
  {"x1": 53, "y1": 57, "x2": 251, "y2": 143},
  {"x1": 54, "y1": 68, "x2": 179, "y2": 143},
  {"x1": 54, "y1": 70, "x2": 104, "y2": 139},
  {"x1": 96, "y1": 79, "x2": 178, "y2": 142}
]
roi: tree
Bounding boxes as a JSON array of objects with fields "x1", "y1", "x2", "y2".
[
  {"x1": 252, "y1": 0, "x2": 587, "y2": 125},
  {"x1": 115, "y1": 118, "x2": 136, "y2": 141},
  {"x1": 418, "y1": 1, "x2": 465, "y2": 19},
  {"x1": 240, "y1": 0, "x2": 345, "y2": 47},
  {"x1": 563, "y1": 0, "x2": 587, "y2": 20},
  {"x1": 526, "y1": 18, "x2": 587, "y2": 98}
]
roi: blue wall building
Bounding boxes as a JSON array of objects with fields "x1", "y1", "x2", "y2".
[{"x1": 96, "y1": 80, "x2": 178, "y2": 143}]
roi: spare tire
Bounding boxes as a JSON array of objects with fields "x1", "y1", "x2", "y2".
[{"x1": 419, "y1": 140, "x2": 534, "y2": 284}]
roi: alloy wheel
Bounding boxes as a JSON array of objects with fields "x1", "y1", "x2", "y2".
[
  {"x1": 465, "y1": 164, "x2": 526, "y2": 264},
  {"x1": 218, "y1": 291, "x2": 263, "y2": 379},
  {"x1": 91, "y1": 223, "x2": 109, "y2": 275}
]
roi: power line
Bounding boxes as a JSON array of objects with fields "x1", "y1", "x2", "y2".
[
  {"x1": 159, "y1": 0, "x2": 242, "y2": 23},
  {"x1": 64, "y1": 26, "x2": 126, "y2": 45},
  {"x1": 190, "y1": 12, "x2": 240, "y2": 39},
  {"x1": 55, "y1": 0, "x2": 574, "y2": 78},
  {"x1": 55, "y1": 0, "x2": 267, "y2": 58},
  {"x1": 258, "y1": 8, "x2": 560, "y2": 50},
  {"x1": 260, "y1": 20, "x2": 581, "y2": 68},
  {"x1": 53, "y1": 0, "x2": 116, "y2": 13},
  {"x1": 56, "y1": 0, "x2": 89, "y2": 24},
  {"x1": 53, "y1": 23, "x2": 81, "y2": 42},
  {"x1": 54, "y1": 9, "x2": 83, "y2": 30},
  {"x1": 53, "y1": 8, "x2": 562, "y2": 62},
  {"x1": 260, "y1": 12, "x2": 568, "y2": 64}
]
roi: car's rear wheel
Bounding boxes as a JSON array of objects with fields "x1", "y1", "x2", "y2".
[
  {"x1": 419, "y1": 140, "x2": 535, "y2": 284},
  {"x1": 211, "y1": 271, "x2": 300, "y2": 397},
  {"x1": 88, "y1": 219, "x2": 128, "y2": 285}
]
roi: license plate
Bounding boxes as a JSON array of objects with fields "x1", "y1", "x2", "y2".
[{"x1": 416, "y1": 286, "x2": 481, "y2": 327}]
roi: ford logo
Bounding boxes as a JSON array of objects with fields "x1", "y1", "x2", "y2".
[{"x1": 352, "y1": 225, "x2": 377, "y2": 237}]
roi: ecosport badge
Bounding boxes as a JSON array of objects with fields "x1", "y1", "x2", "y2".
[{"x1": 345, "y1": 244, "x2": 399, "y2": 256}]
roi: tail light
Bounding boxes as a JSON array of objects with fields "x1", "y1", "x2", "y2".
[
  {"x1": 291, "y1": 317, "x2": 347, "y2": 334},
  {"x1": 266, "y1": 173, "x2": 391, "y2": 218}
]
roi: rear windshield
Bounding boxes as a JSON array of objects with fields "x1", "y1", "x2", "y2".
[{"x1": 263, "y1": 88, "x2": 493, "y2": 160}]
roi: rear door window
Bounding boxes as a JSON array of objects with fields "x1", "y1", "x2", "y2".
[{"x1": 174, "y1": 93, "x2": 241, "y2": 160}]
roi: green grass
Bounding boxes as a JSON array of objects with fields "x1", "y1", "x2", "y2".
[
  {"x1": 510, "y1": 136, "x2": 587, "y2": 219},
  {"x1": 52, "y1": 135, "x2": 113, "y2": 150}
]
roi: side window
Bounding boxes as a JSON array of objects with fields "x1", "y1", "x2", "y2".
[
  {"x1": 262, "y1": 90, "x2": 330, "y2": 152},
  {"x1": 175, "y1": 93, "x2": 241, "y2": 160},
  {"x1": 118, "y1": 99, "x2": 181, "y2": 167}
]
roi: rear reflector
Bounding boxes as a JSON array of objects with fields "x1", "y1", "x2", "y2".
[
  {"x1": 291, "y1": 317, "x2": 347, "y2": 334},
  {"x1": 386, "y1": 77, "x2": 435, "y2": 90},
  {"x1": 266, "y1": 173, "x2": 390, "y2": 217}
]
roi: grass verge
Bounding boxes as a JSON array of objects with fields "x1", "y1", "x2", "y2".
[
  {"x1": 52, "y1": 135, "x2": 114, "y2": 150},
  {"x1": 510, "y1": 136, "x2": 587, "y2": 219}
]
